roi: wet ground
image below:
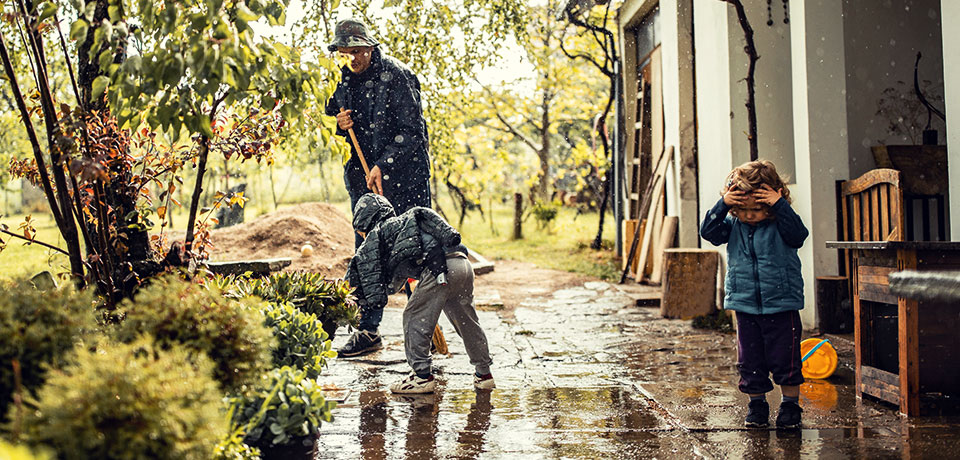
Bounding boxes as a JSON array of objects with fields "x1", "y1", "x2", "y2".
[{"x1": 310, "y1": 262, "x2": 960, "y2": 459}]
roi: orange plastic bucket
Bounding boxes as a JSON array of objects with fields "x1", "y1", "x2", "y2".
[{"x1": 800, "y1": 338, "x2": 838, "y2": 379}]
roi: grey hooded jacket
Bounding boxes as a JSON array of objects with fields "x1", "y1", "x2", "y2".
[{"x1": 345, "y1": 194, "x2": 464, "y2": 310}]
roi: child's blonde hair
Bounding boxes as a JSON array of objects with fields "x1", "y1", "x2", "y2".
[{"x1": 722, "y1": 160, "x2": 791, "y2": 204}]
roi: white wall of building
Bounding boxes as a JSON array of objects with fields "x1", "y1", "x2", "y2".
[
  {"x1": 945, "y1": 1, "x2": 960, "y2": 239},
  {"x1": 693, "y1": 0, "x2": 734, "y2": 216},
  {"x1": 660, "y1": 0, "x2": 682, "y2": 218},
  {"x1": 790, "y1": 0, "x2": 850, "y2": 329},
  {"x1": 842, "y1": 0, "x2": 945, "y2": 178},
  {"x1": 727, "y1": 0, "x2": 796, "y2": 179}
]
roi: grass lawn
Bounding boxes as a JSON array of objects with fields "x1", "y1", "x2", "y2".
[
  {"x1": 1, "y1": 197, "x2": 620, "y2": 282},
  {"x1": 450, "y1": 201, "x2": 620, "y2": 280},
  {"x1": 0, "y1": 213, "x2": 71, "y2": 281}
]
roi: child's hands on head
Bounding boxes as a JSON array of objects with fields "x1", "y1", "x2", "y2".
[
  {"x1": 752, "y1": 184, "x2": 783, "y2": 206},
  {"x1": 723, "y1": 187, "x2": 749, "y2": 208}
]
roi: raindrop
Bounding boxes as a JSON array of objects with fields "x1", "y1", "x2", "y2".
[
  {"x1": 384, "y1": 175, "x2": 390, "y2": 180},
  {"x1": 395, "y1": 135, "x2": 405, "y2": 143},
  {"x1": 387, "y1": 157, "x2": 394, "y2": 163},
  {"x1": 380, "y1": 72, "x2": 393, "y2": 82},
  {"x1": 365, "y1": 81, "x2": 374, "y2": 88},
  {"x1": 889, "y1": 39, "x2": 896, "y2": 46}
]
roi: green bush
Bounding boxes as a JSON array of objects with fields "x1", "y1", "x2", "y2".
[
  {"x1": 233, "y1": 272, "x2": 359, "y2": 338},
  {"x1": 18, "y1": 339, "x2": 225, "y2": 460},
  {"x1": 532, "y1": 200, "x2": 560, "y2": 230},
  {"x1": 212, "y1": 434, "x2": 262, "y2": 460},
  {"x1": 0, "y1": 440, "x2": 53, "y2": 460},
  {"x1": 112, "y1": 275, "x2": 274, "y2": 392},
  {"x1": 228, "y1": 366, "x2": 334, "y2": 448},
  {"x1": 0, "y1": 278, "x2": 97, "y2": 419},
  {"x1": 262, "y1": 302, "x2": 337, "y2": 379}
]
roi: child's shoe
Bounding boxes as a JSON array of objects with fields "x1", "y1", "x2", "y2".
[
  {"x1": 474, "y1": 372, "x2": 496, "y2": 390},
  {"x1": 775, "y1": 401, "x2": 802, "y2": 429},
  {"x1": 390, "y1": 373, "x2": 437, "y2": 394},
  {"x1": 744, "y1": 399, "x2": 769, "y2": 428},
  {"x1": 338, "y1": 329, "x2": 382, "y2": 357}
]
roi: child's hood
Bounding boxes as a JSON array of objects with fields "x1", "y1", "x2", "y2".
[{"x1": 353, "y1": 193, "x2": 396, "y2": 234}]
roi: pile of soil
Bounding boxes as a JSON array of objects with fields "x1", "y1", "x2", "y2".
[{"x1": 207, "y1": 203, "x2": 355, "y2": 279}]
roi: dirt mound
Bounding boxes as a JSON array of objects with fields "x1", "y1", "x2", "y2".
[{"x1": 207, "y1": 202, "x2": 355, "y2": 279}]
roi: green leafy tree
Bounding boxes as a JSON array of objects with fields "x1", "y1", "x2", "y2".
[
  {"x1": 0, "y1": 0, "x2": 342, "y2": 306},
  {"x1": 462, "y1": 1, "x2": 609, "y2": 206},
  {"x1": 559, "y1": 1, "x2": 619, "y2": 249}
]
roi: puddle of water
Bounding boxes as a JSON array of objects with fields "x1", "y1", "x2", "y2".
[{"x1": 314, "y1": 386, "x2": 688, "y2": 459}]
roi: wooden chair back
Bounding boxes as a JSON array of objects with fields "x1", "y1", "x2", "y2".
[{"x1": 836, "y1": 168, "x2": 906, "y2": 280}]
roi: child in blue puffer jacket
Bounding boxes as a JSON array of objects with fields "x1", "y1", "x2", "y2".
[{"x1": 700, "y1": 160, "x2": 809, "y2": 430}]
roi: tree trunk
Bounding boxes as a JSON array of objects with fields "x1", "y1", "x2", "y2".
[
  {"x1": 513, "y1": 192, "x2": 523, "y2": 240},
  {"x1": 538, "y1": 92, "x2": 551, "y2": 201},
  {"x1": 185, "y1": 137, "x2": 210, "y2": 248}
]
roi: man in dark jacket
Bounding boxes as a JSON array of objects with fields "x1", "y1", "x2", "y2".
[
  {"x1": 325, "y1": 19, "x2": 432, "y2": 248},
  {"x1": 341, "y1": 194, "x2": 495, "y2": 393}
]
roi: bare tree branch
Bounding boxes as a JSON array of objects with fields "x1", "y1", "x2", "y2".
[{"x1": 0, "y1": 229, "x2": 69, "y2": 255}]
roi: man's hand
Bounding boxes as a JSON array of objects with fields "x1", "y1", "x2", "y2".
[
  {"x1": 753, "y1": 184, "x2": 783, "y2": 206},
  {"x1": 336, "y1": 108, "x2": 354, "y2": 131},
  {"x1": 367, "y1": 165, "x2": 383, "y2": 195},
  {"x1": 723, "y1": 189, "x2": 749, "y2": 207}
]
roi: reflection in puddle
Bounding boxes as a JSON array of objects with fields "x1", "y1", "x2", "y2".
[
  {"x1": 316, "y1": 386, "x2": 673, "y2": 459},
  {"x1": 801, "y1": 380, "x2": 839, "y2": 412}
]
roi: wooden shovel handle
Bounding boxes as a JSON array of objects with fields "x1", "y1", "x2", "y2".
[{"x1": 340, "y1": 107, "x2": 381, "y2": 194}]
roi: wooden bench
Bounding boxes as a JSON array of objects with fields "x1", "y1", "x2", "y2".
[{"x1": 826, "y1": 241, "x2": 960, "y2": 416}]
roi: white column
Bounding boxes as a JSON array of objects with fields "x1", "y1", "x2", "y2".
[
  {"x1": 790, "y1": 0, "x2": 850, "y2": 329},
  {"x1": 944, "y1": 1, "x2": 960, "y2": 239}
]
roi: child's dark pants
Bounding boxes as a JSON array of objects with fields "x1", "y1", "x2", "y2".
[{"x1": 735, "y1": 310, "x2": 804, "y2": 394}]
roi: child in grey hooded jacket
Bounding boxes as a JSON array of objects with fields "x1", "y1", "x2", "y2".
[{"x1": 344, "y1": 193, "x2": 495, "y2": 393}]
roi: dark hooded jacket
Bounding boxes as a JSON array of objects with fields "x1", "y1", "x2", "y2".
[
  {"x1": 345, "y1": 194, "x2": 465, "y2": 310},
  {"x1": 324, "y1": 47, "x2": 431, "y2": 199}
]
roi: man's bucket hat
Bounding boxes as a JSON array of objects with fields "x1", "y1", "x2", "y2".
[{"x1": 327, "y1": 18, "x2": 379, "y2": 51}]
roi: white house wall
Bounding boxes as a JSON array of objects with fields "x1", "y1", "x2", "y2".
[
  {"x1": 727, "y1": 0, "x2": 797, "y2": 179},
  {"x1": 789, "y1": 0, "x2": 850, "y2": 330},
  {"x1": 945, "y1": 1, "x2": 960, "y2": 239},
  {"x1": 693, "y1": 0, "x2": 734, "y2": 219}
]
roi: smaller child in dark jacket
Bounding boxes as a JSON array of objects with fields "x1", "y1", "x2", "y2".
[
  {"x1": 343, "y1": 193, "x2": 495, "y2": 394},
  {"x1": 700, "y1": 160, "x2": 809, "y2": 429}
]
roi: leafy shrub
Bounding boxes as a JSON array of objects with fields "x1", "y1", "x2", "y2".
[
  {"x1": 0, "y1": 440, "x2": 52, "y2": 460},
  {"x1": 531, "y1": 200, "x2": 559, "y2": 230},
  {"x1": 212, "y1": 433, "x2": 262, "y2": 460},
  {"x1": 262, "y1": 302, "x2": 337, "y2": 379},
  {"x1": 18, "y1": 339, "x2": 225, "y2": 460},
  {"x1": 227, "y1": 272, "x2": 359, "y2": 338},
  {"x1": 0, "y1": 278, "x2": 97, "y2": 418},
  {"x1": 112, "y1": 275, "x2": 274, "y2": 391},
  {"x1": 228, "y1": 366, "x2": 334, "y2": 448}
]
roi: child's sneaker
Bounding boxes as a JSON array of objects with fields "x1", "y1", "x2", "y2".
[
  {"x1": 390, "y1": 373, "x2": 437, "y2": 394},
  {"x1": 744, "y1": 399, "x2": 769, "y2": 428},
  {"x1": 338, "y1": 329, "x2": 382, "y2": 357},
  {"x1": 775, "y1": 401, "x2": 802, "y2": 429},
  {"x1": 474, "y1": 372, "x2": 496, "y2": 390}
]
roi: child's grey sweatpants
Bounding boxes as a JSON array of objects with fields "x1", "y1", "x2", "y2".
[{"x1": 403, "y1": 254, "x2": 493, "y2": 377}]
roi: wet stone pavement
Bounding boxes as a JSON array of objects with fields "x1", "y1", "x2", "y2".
[{"x1": 313, "y1": 278, "x2": 960, "y2": 459}]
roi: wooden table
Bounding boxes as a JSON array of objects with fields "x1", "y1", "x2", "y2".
[{"x1": 825, "y1": 241, "x2": 960, "y2": 416}]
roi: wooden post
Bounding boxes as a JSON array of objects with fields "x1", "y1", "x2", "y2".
[
  {"x1": 660, "y1": 249, "x2": 719, "y2": 319},
  {"x1": 513, "y1": 192, "x2": 523, "y2": 240},
  {"x1": 815, "y1": 276, "x2": 852, "y2": 334},
  {"x1": 897, "y1": 248, "x2": 920, "y2": 416}
]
